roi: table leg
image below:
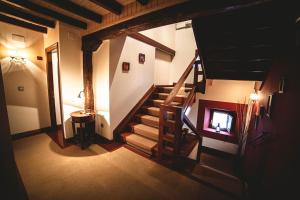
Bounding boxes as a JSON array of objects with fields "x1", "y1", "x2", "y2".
[{"x1": 80, "y1": 122, "x2": 84, "y2": 149}]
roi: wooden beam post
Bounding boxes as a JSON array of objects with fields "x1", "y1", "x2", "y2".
[{"x1": 82, "y1": 38, "x2": 102, "y2": 111}]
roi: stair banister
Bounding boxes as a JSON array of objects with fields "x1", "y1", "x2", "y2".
[{"x1": 164, "y1": 55, "x2": 197, "y2": 105}]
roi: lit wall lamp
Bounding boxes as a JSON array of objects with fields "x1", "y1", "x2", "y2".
[
  {"x1": 250, "y1": 90, "x2": 261, "y2": 129},
  {"x1": 8, "y1": 49, "x2": 28, "y2": 64},
  {"x1": 250, "y1": 90, "x2": 260, "y2": 102}
]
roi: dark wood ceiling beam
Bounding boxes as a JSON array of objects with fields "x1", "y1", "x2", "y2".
[
  {"x1": 129, "y1": 32, "x2": 175, "y2": 57},
  {"x1": 206, "y1": 71, "x2": 267, "y2": 81},
  {"x1": 0, "y1": 1, "x2": 55, "y2": 28},
  {"x1": 137, "y1": 0, "x2": 149, "y2": 5},
  {"x1": 7, "y1": 0, "x2": 87, "y2": 29},
  {"x1": 44, "y1": 0, "x2": 102, "y2": 23},
  {"x1": 89, "y1": 0, "x2": 123, "y2": 15},
  {"x1": 83, "y1": 0, "x2": 270, "y2": 41},
  {"x1": 0, "y1": 13, "x2": 47, "y2": 33}
]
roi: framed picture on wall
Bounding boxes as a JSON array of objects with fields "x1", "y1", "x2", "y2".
[
  {"x1": 139, "y1": 53, "x2": 145, "y2": 64},
  {"x1": 122, "y1": 62, "x2": 130, "y2": 73}
]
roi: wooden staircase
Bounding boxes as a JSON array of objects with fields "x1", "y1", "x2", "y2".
[
  {"x1": 117, "y1": 51, "x2": 205, "y2": 162},
  {"x1": 121, "y1": 85, "x2": 192, "y2": 155}
]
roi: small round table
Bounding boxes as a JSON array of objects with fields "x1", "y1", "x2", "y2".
[{"x1": 70, "y1": 110, "x2": 95, "y2": 149}]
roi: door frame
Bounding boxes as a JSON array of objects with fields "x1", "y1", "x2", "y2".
[{"x1": 45, "y1": 43, "x2": 65, "y2": 147}]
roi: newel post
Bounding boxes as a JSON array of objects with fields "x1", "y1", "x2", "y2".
[{"x1": 81, "y1": 37, "x2": 102, "y2": 111}]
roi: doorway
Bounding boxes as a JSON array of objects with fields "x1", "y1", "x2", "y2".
[{"x1": 45, "y1": 43, "x2": 65, "y2": 147}]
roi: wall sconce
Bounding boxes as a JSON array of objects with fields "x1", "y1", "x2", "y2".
[
  {"x1": 250, "y1": 92, "x2": 260, "y2": 102},
  {"x1": 77, "y1": 90, "x2": 85, "y2": 99},
  {"x1": 8, "y1": 49, "x2": 28, "y2": 64}
]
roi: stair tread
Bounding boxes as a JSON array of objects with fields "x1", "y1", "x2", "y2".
[
  {"x1": 143, "y1": 106, "x2": 160, "y2": 112},
  {"x1": 126, "y1": 134, "x2": 157, "y2": 152},
  {"x1": 139, "y1": 114, "x2": 159, "y2": 122},
  {"x1": 132, "y1": 124, "x2": 159, "y2": 141},
  {"x1": 156, "y1": 93, "x2": 187, "y2": 98},
  {"x1": 152, "y1": 99, "x2": 181, "y2": 105},
  {"x1": 136, "y1": 114, "x2": 159, "y2": 128}
]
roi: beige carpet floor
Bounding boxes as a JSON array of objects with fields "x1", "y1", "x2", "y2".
[{"x1": 13, "y1": 134, "x2": 234, "y2": 200}]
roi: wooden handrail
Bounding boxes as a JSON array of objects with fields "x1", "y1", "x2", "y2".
[
  {"x1": 164, "y1": 56, "x2": 197, "y2": 105},
  {"x1": 182, "y1": 87, "x2": 195, "y2": 114}
]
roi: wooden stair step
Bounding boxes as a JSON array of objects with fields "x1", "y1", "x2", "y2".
[
  {"x1": 159, "y1": 86, "x2": 192, "y2": 94},
  {"x1": 155, "y1": 93, "x2": 187, "y2": 103},
  {"x1": 125, "y1": 133, "x2": 157, "y2": 155},
  {"x1": 151, "y1": 99, "x2": 181, "y2": 107},
  {"x1": 142, "y1": 106, "x2": 175, "y2": 119},
  {"x1": 132, "y1": 124, "x2": 159, "y2": 141},
  {"x1": 142, "y1": 106, "x2": 160, "y2": 117},
  {"x1": 136, "y1": 114, "x2": 159, "y2": 128}
]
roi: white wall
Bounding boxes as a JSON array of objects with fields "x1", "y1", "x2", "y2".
[
  {"x1": 170, "y1": 26, "x2": 197, "y2": 84},
  {"x1": 93, "y1": 40, "x2": 111, "y2": 139},
  {"x1": 109, "y1": 37, "x2": 155, "y2": 136},
  {"x1": 0, "y1": 24, "x2": 50, "y2": 134},
  {"x1": 141, "y1": 24, "x2": 175, "y2": 85},
  {"x1": 58, "y1": 23, "x2": 83, "y2": 138}
]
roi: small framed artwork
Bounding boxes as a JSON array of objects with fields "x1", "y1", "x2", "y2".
[
  {"x1": 122, "y1": 62, "x2": 130, "y2": 73},
  {"x1": 266, "y1": 94, "x2": 274, "y2": 118},
  {"x1": 139, "y1": 53, "x2": 145, "y2": 64}
]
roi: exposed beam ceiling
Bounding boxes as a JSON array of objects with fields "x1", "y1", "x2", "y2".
[
  {"x1": 0, "y1": 1, "x2": 55, "y2": 28},
  {"x1": 0, "y1": 13, "x2": 47, "y2": 33},
  {"x1": 44, "y1": 0, "x2": 102, "y2": 23},
  {"x1": 89, "y1": 0, "x2": 123, "y2": 15},
  {"x1": 83, "y1": 0, "x2": 269, "y2": 42},
  {"x1": 7, "y1": 0, "x2": 87, "y2": 29},
  {"x1": 137, "y1": 0, "x2": 149, "y2": 5}
]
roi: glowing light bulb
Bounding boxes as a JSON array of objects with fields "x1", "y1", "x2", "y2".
[
  {"x1": 250, "y1": 92, "x2": 259, "y2": 101},
  {"x1": 8, "y1": 49, "x2": 17, "y2": 57}
]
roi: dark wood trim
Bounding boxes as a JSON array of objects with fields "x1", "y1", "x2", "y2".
[
  {"x1": 81, "y1": 39, "x2": 102, "y2": 111},
  {"x1": 129, "y1": 32, "x2": 176, "y2": 58},
  {"x1": 45, "y1": 0, "x2": 102, "y2": 23},
  {"x1": 83, "y1": 0, "x2": 269, "y2": 41},
  {"x1": 206, "y1": 71, "x2": 267, "y2": 81},
  {"x1": 11, "y1": 127, "x2": 52, "y2": 140},
  {"x1": 83, "y1": 51, "x2": 94, "y2": 111},
  {"x1": 113, "y1": 85, "x2": 156, "y2": 140},
  {"x1": 0, "y1": 1, "x2": 55, "y2": 28},
  {"x1": 0, "y1": 64, "x2": 28, "y2": 200},
  {"x1": 201, "y1": 146, "x2": 236, "y2": 160},
  {"x1": 45, "y1": 43, "x2": 65, "y2": 147},
  {"x1": 0, "y1": 13, "x2": 47, "y2": 33},
  {"x1": 8, "y1": 0, "x2": 87, "y2": 29},
  {"x1": 89, "y1": 0, "x2": 123, "y2": 15},
  {"x1": 164, "y1": 56, "x2": 196, "y2": 105},
  {"x1": 137, "y1": 0, "x2": 149, "y2": 6},
  {"x1": 95, "y1": 134, "x2": 123, "y2": 152}
]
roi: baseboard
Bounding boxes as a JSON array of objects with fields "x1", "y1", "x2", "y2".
[
  {"x1": 202, "y1": 146, "x2": 236, "y2": 160},
  {"x1": 11, "y1": 127, "x2": 52, "y2": 140}
]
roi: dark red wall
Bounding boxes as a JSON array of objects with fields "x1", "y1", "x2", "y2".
[
  {"x1": 242, "y1": 45, "x2": 300, "y2": 199},
  {"x1": 197, "y1": 99, "x2": 246, "y2": 143}
]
